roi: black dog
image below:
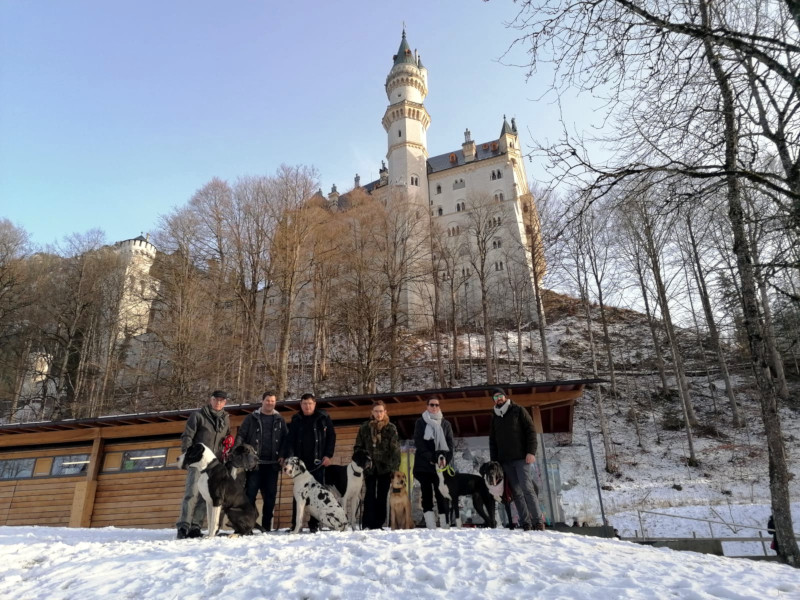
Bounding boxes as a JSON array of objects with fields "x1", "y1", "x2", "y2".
[
  {"x1": 325, "y1": 449, "x2": 372, "y2": 529},
  {"x1": 177, "y1": 443, "x2": 262, "y2": 537},
  {"x1": 480, "y1": 461, "x2": 514, "y2": 529},
  {"x1": 226, "y1": 443, "x2": 259, "y2": 486},
  {"x1": 436, "y1": 454, "x2": 497, "y2": 528}
]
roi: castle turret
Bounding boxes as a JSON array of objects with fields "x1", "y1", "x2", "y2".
[
  {"x1": 498, "y1": 115, "x2": 519, "y2": 154},
  {"x1": 382, "y1": 30, "x2": 430, "y2": 202}
]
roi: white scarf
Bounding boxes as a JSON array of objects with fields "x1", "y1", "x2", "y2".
[
  {"x1": 493, "y1": 400, "x2": 511, "y2": 417},
  {"x1": 422, "y1": 410, "x2": 449, "y2": 451}
]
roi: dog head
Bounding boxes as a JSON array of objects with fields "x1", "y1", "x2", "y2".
[
  {"x1": 390, "y1": 471, "x2": 408, "y2": 493},
  {"x1": 228, "y1": 444, "x2": 259, "y2": 471},
  {"x1": 436, "y1": 453, "x2": 449, "y2": 470},
  {"x1": 176, "y1": 443, "x2": 216, "y2": 471},
  {"x1": 480, "y1": 461, "x2": 505, "y2": 500},
  {"x1": 351, "y1": 449, "x2": 372, "y2": 473},
  {"x1": 282, "y1": 456, "x2": 306, "y2": 478}
]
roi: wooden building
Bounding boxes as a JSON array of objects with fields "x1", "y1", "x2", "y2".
[{"x1": 0, "y1": 380, "x2": 596, "y2": 530}]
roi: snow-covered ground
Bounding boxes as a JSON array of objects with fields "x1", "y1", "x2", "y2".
[{"x1": 0, "y1": 524, "x2": 798, "y2": 600}]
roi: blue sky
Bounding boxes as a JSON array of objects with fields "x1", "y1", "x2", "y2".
[{"x1": 1, "y1": 1, "x2": 589, "y2": 248}]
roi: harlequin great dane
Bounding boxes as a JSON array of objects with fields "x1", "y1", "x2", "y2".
[
  {"x1": 177, "y1": 443, "x2": 261, "y2": 537},
  {"x1": 325, "y1": 449, "x2": 372, "y2": 529},
  {"x1": 282, "y1": 456, "x2": 348, "y2": 533}
]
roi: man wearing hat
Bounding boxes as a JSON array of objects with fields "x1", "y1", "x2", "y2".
[
  {"x1": 488, "y1": 387, "x2": 544, "y2": 531},
  {"x1": 176, "y1": 390, "x2": 231, "y2": 539}
]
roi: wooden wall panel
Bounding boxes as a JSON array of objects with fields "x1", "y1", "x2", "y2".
[
  {"x1": 92, "y1": 470, "x2": 186, "y2": 529},
  {"x1": 1, "y1": 479, "x2": 77, "y2": 527}
]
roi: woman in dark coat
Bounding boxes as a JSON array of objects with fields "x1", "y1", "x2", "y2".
[
  {"x1": 353, "y1": 400, "x2": 401, "y2": 529},
  {"x1": 413, "y1": 397, "x2": 454, "y2": 528}
]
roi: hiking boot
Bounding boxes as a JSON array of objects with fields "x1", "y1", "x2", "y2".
[
  {"x1": 522, "y1": 523, "x2": 532, "y2": 531},
  {"x1": 533, "y1": 522, "x2": 545, "y2": 531},
  {"x1": 187, "y1": 527, "x2": 203, "y2": 539},
  {"x1": 176, "y1": 527, "x2": 189, "y2": 540}
]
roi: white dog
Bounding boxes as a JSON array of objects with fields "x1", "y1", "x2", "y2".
[{"x1": 282, "y1": 457, "x2": 348, "y2": 534}]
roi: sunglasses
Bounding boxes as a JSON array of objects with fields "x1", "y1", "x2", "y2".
[
  {"x1": 428, "y1": 403, "x2": 440, "y2": 407},
  {"x1": 492, "y1": 394, "x2": 505, "y2": 401}
]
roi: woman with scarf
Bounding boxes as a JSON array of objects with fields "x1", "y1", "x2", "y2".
[
  {"x1": 413, "y1": 397, "x2": 454, "y2": 529},
  {"x1": 354, "y1": 400, "x2": 401, "y2": 529}
]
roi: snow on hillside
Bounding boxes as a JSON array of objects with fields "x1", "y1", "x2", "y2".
[{"x1": 0, "y1": 525, "x2": 798, "y2": 600}]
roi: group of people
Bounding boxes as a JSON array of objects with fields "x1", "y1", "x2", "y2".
[{"x1": 177, "y1": 386, "x2": 544, "y2": 537}]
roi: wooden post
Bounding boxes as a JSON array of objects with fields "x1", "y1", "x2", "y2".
[{"x1": 69, "y1": 430, "x2": 104, "y2": 528}]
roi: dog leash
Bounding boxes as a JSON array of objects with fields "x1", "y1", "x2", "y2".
[{"x1": 436, "y1": 465, "x2": 455, "y2": 477}]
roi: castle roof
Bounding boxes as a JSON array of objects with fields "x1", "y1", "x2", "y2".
[
  {"x1": 500, "y1": 115, "x2": 514, "y2": 136},
  {"x1": 392, "y1": 30, "x2": 416, "y2": 66},
  {"x1": 427, "y1": 140, "x2": 506, "y2": 174}
]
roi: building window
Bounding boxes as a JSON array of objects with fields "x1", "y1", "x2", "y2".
[
  {"x1": 121, "y1": 448, "x2": 168, "y2": 472},
  {"x1": 0, "y1": 458, "x2": 35, "y2": 480},
  {"x1": 436, "y1": 184, "x2": 441, "y2": 194},
  {"x1": 493, "y1": 239, "x2": 502, "y2": 249},
  {"x1": 491, "y1": 171, "x2": 496, "y2": 180},
  {"x1": 494, "y1": 261, "x2": 505, "y2": 271},
  {"x1": 497, "y1": 170, "x2": 503, "y2": 179},
  {"x1": 453, "y1": 178, "x2": 465, "y2": 190},
  {"x1": 51, "y1": 454, "x2": 90, "y2": 476},
  {"x1": 438, "y1": 207, "x2": 443, "y2": 216},
  {"x1": 398, "y1": 130, "x2": 402, "y2": 137},
  {"x1": 456, "y1": 203, "x2": 461, "y2": 212}
]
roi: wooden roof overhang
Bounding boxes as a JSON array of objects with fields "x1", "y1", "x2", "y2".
[{"x1": 0, "y1": 380, "x2": 600, "y2": 450}]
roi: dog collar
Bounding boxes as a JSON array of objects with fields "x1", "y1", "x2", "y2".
[
  {"x1": 390, "y1": 487, "x2": 404, "y2": 493},
  {"x1": 201, "y1": 458, "x2": 220, "y2": 474},
  {"x1": 436, "y1": 465, "x2": 455, "y2": 477},
  {"x1": 348, "y1": 464, "x2": 363, "y2": 477}
]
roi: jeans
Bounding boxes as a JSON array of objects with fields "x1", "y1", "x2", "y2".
[
  {"x1": 502, "y1": 459, "x2": 542, "y2": 527},
  {"x1": 415, "y1": 471, "x2": 449, "y2": 514},
  {"x1": 177, "y1": 467, "x2": 207, "y2": 531},
  {"x1": 362, "y1": 471, "x2": 391, "y2": 529},
  {"x1": 245, "y1": 464, "x2": 279, "y2": 531}
]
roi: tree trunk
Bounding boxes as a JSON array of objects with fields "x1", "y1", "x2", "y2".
[
  {"x1": 686, "y1": 217, "x2": 742, "y2": 426},
  {"x1": 700, "y1": 0, "x2": 799, "y2": 563}
]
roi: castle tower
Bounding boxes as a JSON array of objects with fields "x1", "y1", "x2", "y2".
[
  {"x1": 382, "y1": 30, "x2": 431, "y2": 205},
  {"x1": 114, "y1": 235, "x2": 158, "y2": 339}
]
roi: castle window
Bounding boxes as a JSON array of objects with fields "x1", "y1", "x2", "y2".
[
  {"x1": 491, "y1": 171, "x2": 496, "y2": 181},
  {"x1": 398, "y1": 130, "x2": 402, "y2": 137},
  {"x1": 436, "y1": 184, "x2": 441, "y2": 194},
  {"x1": 438, "y1": 207, "x2": 443, "y2": 216},
  {"x1": 497, "y1": 170, "x2": 503, "y2": 179},
  {"x1": 456, "y1": 203, "x2": 461, "y2": 212},
  {"x1": 453, "y1": 178, "x2": 465, "y2": 190}
]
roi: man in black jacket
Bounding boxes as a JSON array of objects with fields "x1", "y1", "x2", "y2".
[
  {"x1": 177, "y1": 390, "x2": 231, "y2": 539},
  {"x1": 283, "y1": 392, "x2": 335, "y2": 532},
  {"x1": 235, "y1": 391, "x2": 287, "y2": 532},
  {"x1": 488, "y1": 388, "x2": 544, "y2": 531}
]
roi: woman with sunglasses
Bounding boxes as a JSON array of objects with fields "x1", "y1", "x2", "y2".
[{"x1": 413, "y1": 397, "x2": 454, "y2": 528}]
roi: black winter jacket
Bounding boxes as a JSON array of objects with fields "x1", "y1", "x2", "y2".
[
  {"x1": 489, "y1": 401, "x2": 537, "y2": 463},
  {"x1": 283, "y1": 409, "x2": 336, "y2": 467},
  {"x1": 181, "y1": 404, "x2": 230, "y2": 458},
  {"x1": 413, "y1": 416, "x2": 454, "y2": 475},
  {"x1": 354, "y1": 419, "x2": 401, "y2": 476},
  {"x1": 235, "y1": 409, "x2": 288, "y2": 464}
]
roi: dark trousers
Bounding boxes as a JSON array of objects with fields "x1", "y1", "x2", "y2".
[
  {"x1": 245, "y1": 464, "x2": 279, "y2": 531},
  {"x1": 415, "y1": 471, "x2": 449, "y2": 514},
  {"x1": 502, "y1": 459, "x2": 542, "y2": 527},
  {"x1": 291, "y1": 463, "x2": 325, "y2": 531},
  {"x1": 362, "y1": 471, "x2": 391, "y2": 529}
]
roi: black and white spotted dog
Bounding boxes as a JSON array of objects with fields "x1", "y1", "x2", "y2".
[
  {"x1": 282, "y1": 456, "x2": 348, "y2": 534},
  {"x1": 177, "y1": 443, "x2": 261, "y2": 537},
  {"x1": 325, "y1": 449, "x2": 372, "y2": 529}
]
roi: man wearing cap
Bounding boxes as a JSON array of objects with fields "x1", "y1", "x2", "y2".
[
  {"x1": 176, "y1": 390, "x2": 231, "y2": 539},
  {"x1": 235, "y1": 391, "x2": 287, "y2": 532},
  {"x1": 488, "y1": 387, "x2": 544, "y2": 531}
]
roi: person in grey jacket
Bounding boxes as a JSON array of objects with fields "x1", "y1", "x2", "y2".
[
  {"x1": 176, "y1": 390, "x2": 231, "y2": 539},
  {"x1": 488, "y1": 387, "x2": 544, "y2": 531},
  {"x1": 235, "y1": 391, "x2": 287, "y2": 531}
]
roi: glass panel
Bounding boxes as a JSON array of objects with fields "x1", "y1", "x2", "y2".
[
  {"x1": 120, "y1": 449, "x2": 167, "y2": 472},
  {"x1": 0, "y1": 458, "x2": 36, "y2": 480},
  {"x1": 51, "y1": 454, "x2": 90, "y2": 476}
]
